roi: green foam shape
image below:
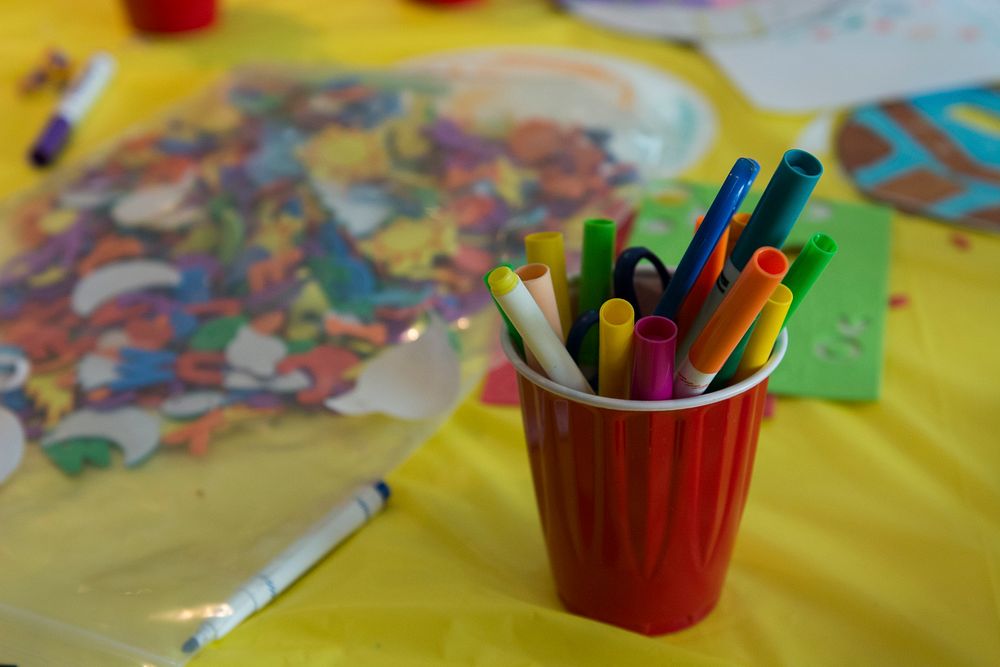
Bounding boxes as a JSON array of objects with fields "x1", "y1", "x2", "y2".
[
  {"x1": 44, "y1": 438, "x2": 114, "y2": 476},
  {"x1": 189, "y1": 316, "x2": 249, "y2": 351}
]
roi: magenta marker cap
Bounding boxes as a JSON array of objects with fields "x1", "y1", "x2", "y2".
[{"x1": 630, "y1": 316, "x2": 678, "y2": 401}]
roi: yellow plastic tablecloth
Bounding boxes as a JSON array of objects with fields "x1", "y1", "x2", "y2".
[{"x1": 1, "y1": 1, "x2": 999, "y2": 665}]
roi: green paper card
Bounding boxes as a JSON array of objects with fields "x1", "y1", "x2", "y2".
[{"x1": 628, "y1": 181, "x2": 891, "y2": 401}]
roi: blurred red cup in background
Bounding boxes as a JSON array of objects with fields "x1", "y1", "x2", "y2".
[{"x1": 122, "y1": 0, "x2": 217, "y2": 33}]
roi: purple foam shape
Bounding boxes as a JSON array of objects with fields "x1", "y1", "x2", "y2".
[
  {"x1": 244, "y1": 278, "x2": 304, "y2": 310},
  {"x1": 428, "y1": 119, "x2": 500, "y2": 162},
  {"x1": 85, "y1": 390, "x2": 140, "y2": 410},
  {"x1": 0, "y1": 246, "x2": 62, "y2": 287},
  {"x1": 55, "y1": 219, "x2": 88, "y2": 265},
  {"x1": 0, "y1": 217, "x2": 90, "y2": 287},
  {"x1": 29, "y1": 278, "x2": 76, "y2": 301},
  {"x1": 174, "y1": 253, "x2": 223, "y2": 281},
  {"x1": 0, "y1": 298, "x2": 24, "y2": 319},
  {"x1": 240, "y1": 392, "x2": 284, "y2": 409},
  {"x1": 116, "y1": 293, "x2": 178, "y2": 316}
]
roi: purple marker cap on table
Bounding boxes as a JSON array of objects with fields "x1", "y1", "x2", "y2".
[{"x1": 29, "y1": 116, "x2": 72, "y2": 167}]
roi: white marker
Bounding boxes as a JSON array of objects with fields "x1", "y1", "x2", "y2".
[
  {"x1": 30, "y1": 52, "x2": 116, "y2": 166},
  {"x1": 488, "y1": 267, "x2": 593, "y2": 394},
  {"x1": 182, "y1": 481, "x2": 390, "y2": 654}
]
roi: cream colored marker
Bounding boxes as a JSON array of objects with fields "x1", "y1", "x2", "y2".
[
  {"x1": 489, "y1": 267, "x2": 592, "y2": 394},
  {"x1": 515, "y1": 263, "x2": 564, "y2": 339},
  {"x1": 516, "y1": 263, "x2": 564, "y2": 373}
]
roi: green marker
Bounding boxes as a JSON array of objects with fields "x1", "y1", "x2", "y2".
[
  {"x1": 484, "y1": 264, "x2": 524, "y2": 356},
  {"x1": 579, "y1": 218, "x2": 616, "y2": 314},
  {"x1": 781, "y1": 233, "x2": 838, "y2": 323},
  {"x1": 578, "y1": 218, "x2": 615, "y2": 366}
]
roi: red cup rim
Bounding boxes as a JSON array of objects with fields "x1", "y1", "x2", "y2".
[{"x1": 500, "y1": 328, "x2": 788, "y2": 412}]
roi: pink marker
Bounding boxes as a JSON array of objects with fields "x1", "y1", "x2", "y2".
[{"x1": 630, "y1": 316, "x2": 677, "y2": 401}]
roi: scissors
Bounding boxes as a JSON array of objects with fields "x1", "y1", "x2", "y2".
[
  {"x1": 566, "y1": 246, "x2": 671, "y2": 387},
  {"x1": 612, "y1": 246, "x2": 671, "y2": 319}
]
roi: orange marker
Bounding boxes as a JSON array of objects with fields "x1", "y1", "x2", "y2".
[
  {"x1": 676, "y1": 215, "x2": 727, "y2": 342},
  {"x1": 726, "y1": 213, "x2": 750, "y2": 260},
  {"x1": 673, "y1": 247, "x2": 788, "y2": 398}
]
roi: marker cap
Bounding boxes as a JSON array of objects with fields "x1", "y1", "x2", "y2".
[
  {"x1": 488, "y1": 266, "x2": 518, "y2": 297},
  {"x1": 689, "y1": 246, "x2": 788, "y2": 374},
  {"x1": 29, "y1": 116, "x2": 71, "y2": 167}
]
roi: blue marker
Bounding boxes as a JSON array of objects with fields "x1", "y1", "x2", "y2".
[
  {"x1": 653, "y1": 157, "x2": 759, "y2": 321},
  {"x1": 677, "y1": 149, "x2": 823, "y2": 359}
]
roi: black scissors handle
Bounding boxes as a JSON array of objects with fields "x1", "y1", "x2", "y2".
[
  {"x1": 613, "y1": 246, "x2": 671, "y2": 320},
  {"x1": 565, "y1": 308, "x2": 600, "y2": 389}
]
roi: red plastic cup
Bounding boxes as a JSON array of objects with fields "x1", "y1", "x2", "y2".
[
  {"x1": 502, "y1": 329, "x2": 788, "y2": 635},
  {"x1": 122, "y1": 0, "x2": 217, "y2": 33}
]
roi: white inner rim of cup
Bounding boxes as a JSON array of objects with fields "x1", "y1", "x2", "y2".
[{"x1": 500, "y1": 328, "x2": 788, "y2": 412}]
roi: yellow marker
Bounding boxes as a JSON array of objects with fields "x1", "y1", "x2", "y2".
[
  {"x1": 733, "y1": 284, "x2": 793, "y2": 383},
  {"x1": 598, "y1": 298, "x2": 635, "y2": 399},
  {"x1": 525, "y1": 232, "x2": 572, "y2": 337}
]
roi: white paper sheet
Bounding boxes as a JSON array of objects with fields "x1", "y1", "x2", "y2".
[
  {"x1": 561, "y1": 0, "x2": 841, "y2": 41},
  {"x1": 704, "y1": 0, "x2": 1000, "y2": 112},
  {"x1": 401, "y1": 46, "x2": 717, "y2": 180}
]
